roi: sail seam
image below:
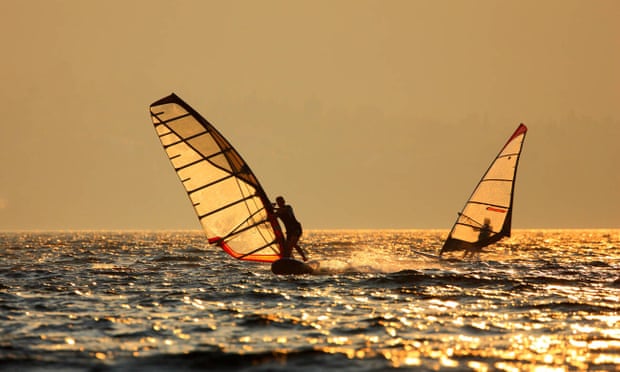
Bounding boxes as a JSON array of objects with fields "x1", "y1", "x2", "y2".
[
  {"x1": 455, "y1": 221, "x2": 486, "y2": 230},
  {"x1": 468, "y1": 200, "x2": 509, "y2": 209},
  {"x1": 498, "y1": 152, "x2": 520, "y2": 158},
  {"x1": 481, "y1": 178, "x2": 512, "y2": 183}
]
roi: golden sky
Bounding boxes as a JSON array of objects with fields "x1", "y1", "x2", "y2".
[{"x1": 1, "y1": 0, "x2": 618, "y2": 229}]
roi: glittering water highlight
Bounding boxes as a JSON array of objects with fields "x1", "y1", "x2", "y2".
[{"x1": 1, "y1": 230, "x2": 619, "y2": 371}]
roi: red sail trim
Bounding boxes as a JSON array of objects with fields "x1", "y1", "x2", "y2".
[
  {"x1": 502, "y1": 123, "x2": 527, "y2": 151},
  {"x1": 486, "y1": 206, "x2": 507, "y2": 213},
  {"x1": 220, "y1": 241, "x2": 281, "y2": 263},
  {"x1": 209, "y1": 236, "x2": 280, "y2": 262}
]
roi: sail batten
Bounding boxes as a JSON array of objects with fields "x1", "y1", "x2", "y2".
[
  {"x1": 153, "y1": 112, "x2": 193, "y2": 124},
  {"x1": 171, "y1": 147, "x2": 239, "y2": 173},
  {"x1": 186, "y1": 173, "x2": 236, "y2": 193},
  {"x1": 440, "y1": 123, "x2": 527, "y2": 256},
  {"x1": 160, "y1": 130, "x2": 209, "y2": 149},
  {"x1": 197, "y1": 193, "x2": 260, "y2": 219},
  {"x1": 225, "y1": 213, "x2": 273, "y2": 240},
  {"x1": 150, "y1": 93, "x2": 284, "y2": 263},
  {"x1": 175, "y1": 158, "x2": 208, "y2": 173},
  {"x1": 236, "y1": 240, "x2": 281, "y2": 259}
]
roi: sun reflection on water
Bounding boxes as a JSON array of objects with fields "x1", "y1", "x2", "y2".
[{"x1": 1, "y1": 230, "x2": 619, "y2": 370}]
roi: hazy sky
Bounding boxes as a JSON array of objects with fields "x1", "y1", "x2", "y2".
[{"x1": 1, "y1": 0, "x2": 618, "y2": 230}]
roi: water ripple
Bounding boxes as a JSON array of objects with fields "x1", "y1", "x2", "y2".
[{"x1": 0, "y1": 229, "x2": 619, "y2": 371}]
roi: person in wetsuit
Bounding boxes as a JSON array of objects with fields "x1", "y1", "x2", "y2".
[{"x1": 274, "y1": 196, "x2": 307, "y2": 261}]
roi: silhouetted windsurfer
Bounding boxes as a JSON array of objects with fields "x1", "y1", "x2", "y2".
[
  {"x1": 273, "y1": 196, "x2": 307, "y2": 261},
  {"x1": 478, "y1": 218, "x2": 492, "y2": 242},
  {"x1": 463, "y1": 218, "x2": 493, "y2": 259},
  {"x1": 438, "y1": 124, "x2": 527, "y2": 259}
]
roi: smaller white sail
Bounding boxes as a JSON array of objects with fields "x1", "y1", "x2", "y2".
[{"x1": 440, "y1": 124, "x2": 528, "y2": 256}]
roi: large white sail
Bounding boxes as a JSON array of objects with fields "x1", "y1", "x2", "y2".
[
  {"x1": 440, "y1": 124, "x2": 528, "y2": 256},
  {"x1": 150, "y1": 93, "x2": 284, "y2": 262}
]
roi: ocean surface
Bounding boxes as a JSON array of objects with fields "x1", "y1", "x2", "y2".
[{"x1": 1, "y1": 230, "x2": 619, "y2": 371}]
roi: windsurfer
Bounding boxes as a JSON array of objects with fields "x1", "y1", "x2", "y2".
[
  {"x1": 273, "y1": 196, "x2": 307, "y2": 261},
  {"x1": 477, "y1": 218, "x2": 492, "y2": 242},
  {"x1": 463, "y1": 218, "x2": 493, "y2": 258}
]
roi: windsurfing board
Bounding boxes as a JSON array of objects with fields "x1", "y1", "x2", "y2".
[
  {"x1": 411, "y1": 249, "x2": 442, "y2": 260},
  {"x1": 271, "y1": 258, "x2": 319, "y2": 275}
]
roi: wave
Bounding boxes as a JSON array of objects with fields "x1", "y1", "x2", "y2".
[{"x1": 0, "y1": 347, "x2": 380, "y2": 372}]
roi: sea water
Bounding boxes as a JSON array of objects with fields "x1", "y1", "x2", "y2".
[{"x1": 0, "y1": 230, "x2": 618, "y2": 371}]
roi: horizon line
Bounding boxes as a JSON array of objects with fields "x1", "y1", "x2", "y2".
[{"x1": 0, "y1": 227, "x2": 618, "y2": 233}]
